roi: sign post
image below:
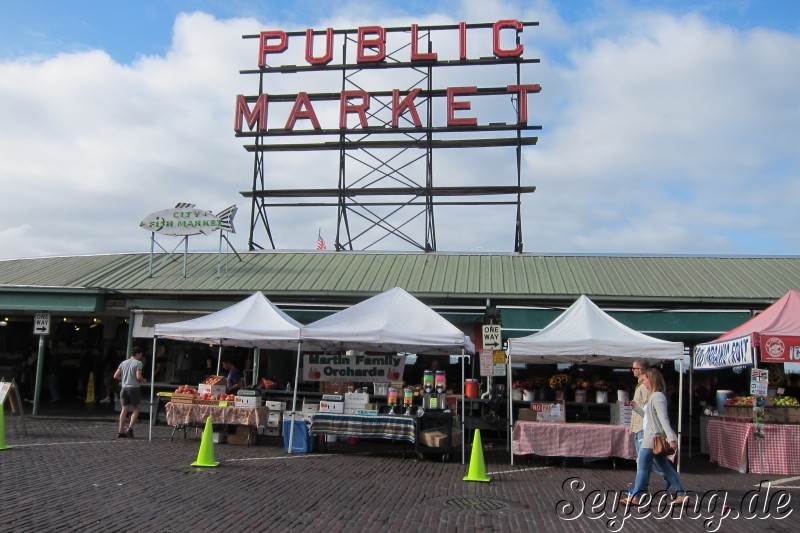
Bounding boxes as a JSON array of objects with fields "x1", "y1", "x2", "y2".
[
  {"x1": 32, "y1": 313, "x2": 50, "y2": 416},
  {"x1": 750, "y1": 368, "x2": 769, "y2": 471}
]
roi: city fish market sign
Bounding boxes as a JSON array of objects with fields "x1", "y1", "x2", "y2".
[
  {"x1": 140, "y1": 203, "x2": 237, "y2": 236},
  {"x1": 304, "y1": 353, "x2": 405, "y2": 382}
]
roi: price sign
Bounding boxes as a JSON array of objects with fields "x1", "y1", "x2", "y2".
[
  {"x1": 492, "y1": 350, "x2": 506, "y2": 376},
  {"x1": 750, "y1": 368, "x2": 769, "y2": 397}
]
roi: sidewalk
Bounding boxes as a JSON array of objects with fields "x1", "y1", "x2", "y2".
[{"x1": 1, "y1": 412, "x2": 797, "y2": 532}]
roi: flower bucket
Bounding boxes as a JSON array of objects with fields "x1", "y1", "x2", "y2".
[
  {"x1": 575, "y1": 389, "x2": 587, "y2": 403},
  {"x1": 596, "y1": 391, "x2": 608, "y2": 403}
]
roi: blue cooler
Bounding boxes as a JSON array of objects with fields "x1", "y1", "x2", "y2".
[{"x1": 283, "y1": 418, "x2": 315, "y2": 453}]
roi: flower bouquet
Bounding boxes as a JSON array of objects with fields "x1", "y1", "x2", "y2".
[
  {"x1": 549, "y1": 374, "x2": 571, "y2": 401},
  {"x1": 548, "y1": 374, "x2": 571, "y2": 390}
]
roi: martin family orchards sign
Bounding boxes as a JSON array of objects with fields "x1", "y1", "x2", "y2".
[
  {"x1": 304, "y1": 353, "x2": 406, "y2": 382},
  {"x1": 234, "y1": 20, "x2": 540, "y2": 133}
]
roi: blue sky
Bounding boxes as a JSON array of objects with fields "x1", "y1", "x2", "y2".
[
  {"x1": 3, "y1": 1, "x2": 797, "y2": 63},
  {"x1": 0, "y1": 0, "x2": 799, "y2": 258}
]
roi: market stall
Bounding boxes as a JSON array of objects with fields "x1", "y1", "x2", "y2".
[
  {"x1": 165, "y1": 402, "x2": 270, "y2": 445},
  {"x1": 695, "y1": 289, "x2": 800, "y2": 474},
  {"x1": 151, "y1": 291, "x2": 304, "y2": 442},
  {"x1": 507, "y1": 295, "x2": 685, "y2": 465},
  {"x1": 512, "y1": 421, "x2": 636, "y2": 460},
  {"x1": 302, "y1": 287, "x2": 473, "y2": 462}
]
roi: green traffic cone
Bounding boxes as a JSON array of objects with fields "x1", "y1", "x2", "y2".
[
  {"x1": 191, "y1": 416, "x2": 219, "y2": 467},
  {"x1": 463, "y1": 429, "x2": 490, "y2": 482},
  {"x1": 0, "y1": 403, "x2": 11, "y2": 451}
]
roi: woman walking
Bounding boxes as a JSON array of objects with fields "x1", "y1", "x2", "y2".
[{"x1": 620, "y1": 367, "x2": 689, "y2": 507}]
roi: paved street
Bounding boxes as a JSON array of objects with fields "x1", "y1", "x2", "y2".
[{"x1": 1, "y1": 411, "x2": 798, "y2": 532}]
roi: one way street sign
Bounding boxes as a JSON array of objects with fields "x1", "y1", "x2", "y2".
[
  {"x1": 482, "y1": 324, "x2": 502, "y2": 351},
  {"x1": 34, "y1": 312, "x2": 50, "y2": 335}
]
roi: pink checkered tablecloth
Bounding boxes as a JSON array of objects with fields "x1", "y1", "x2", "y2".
[
  {"x1": 747, "y1": 423, "x2": 800, "y2": 475},
  {"x1": 707, "y1": 419, "x2": 800, "y2": 475},
  {"x1": 707, "y1": 419, "x2": 751, "y2": 473},
  {"x1": 512, "y1": 421, "x2": 636, "y2": 459}
]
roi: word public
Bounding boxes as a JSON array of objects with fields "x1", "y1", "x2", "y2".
[{"x1": 234, "y1": 20, "x2": 541, "y2": 133}]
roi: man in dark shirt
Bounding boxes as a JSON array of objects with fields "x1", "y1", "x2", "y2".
[{"x1": 222, "y1": 358, "x2": 243, "y2": 394}]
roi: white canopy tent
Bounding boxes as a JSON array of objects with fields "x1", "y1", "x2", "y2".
[
  {"x1": 302, "y1": 287, "x2": 472, "y2": 354},
  {"x1": 150, "y1": 292, "x2": 303, "y2": 441},
  {"x1": 506, "y1": 295, "x2": 685, "y2": 465},
  {"x1": 302, "y1": 287, "x2": 474, "y2": 461}
]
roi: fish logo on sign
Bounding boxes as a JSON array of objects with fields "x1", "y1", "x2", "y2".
[{"x1": 139, "y1": 203, "x2": 237, "y2": 236}]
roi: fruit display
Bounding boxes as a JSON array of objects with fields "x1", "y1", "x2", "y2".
[
  {"x1": 726, "y1": 396, "x2": 755, "y2": 406},
  {"x1": 770, "y1": 396, "x2": 799, "y2": 407},
  {"x1": 174, "y1": 385, "x2": 198, "y2": 395}
]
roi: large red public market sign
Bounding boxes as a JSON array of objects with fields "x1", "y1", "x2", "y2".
[{"x1": 234, "y1": 20, "x2": 541, "y2": 132}]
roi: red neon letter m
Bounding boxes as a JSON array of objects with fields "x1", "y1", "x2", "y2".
[{"x1": 234, "y1": 94, "x2": 268, "y2": 132}]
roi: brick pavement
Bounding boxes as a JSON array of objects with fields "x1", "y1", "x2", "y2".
[{"x1": 1, "y1": 415, "x2": 798, "y2": 532}]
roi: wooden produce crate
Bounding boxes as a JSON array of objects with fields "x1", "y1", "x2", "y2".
[
  {"x1": 171, "y1": 393, "x2": 195, "y2": 405},
  {"x1": 193, "y1": 399, "x2": 222, "y2": 406},
  {"x1": 320, "y1": 381, "x2": 355, "y2": 394},
  {"x1": 722, "y1": 405, "x2": 752, "y2": 419},
  {"x1": 767, "y1": 406, "x2": 800, "y2": 424}
]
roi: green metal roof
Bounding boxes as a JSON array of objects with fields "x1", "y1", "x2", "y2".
[{"x1": 1, "y1": 251, "x2": 799, "y2": 308}]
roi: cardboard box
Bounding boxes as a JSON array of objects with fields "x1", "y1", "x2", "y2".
[
  {"x1": 198, "y1": 383, "x2": 226, "y2": 398},
  {"x1": 419, "y1": 428, "x2": 447, "y2": 447},
  {"x1": 264, "y1": 400, "x2": 286, "y2": 412},
  {"x1": 235, "y1": 395, "x2": 262, "y2": 407},
  {"x1": 345, "y1": 392, "x2": 370, "y2": 404},
  {"x1": 319, "y1": 400, "x2": 344, "y2": 413},
  {"x1": 227, "y1": 425, "x2": 254, "y2": 445},
  {"x1": 262, "y1": 427, "x2": 281, "y2": 437},
  {"x1": 212, "y1": 431, "x2": 227, "y2": 444},
  {"x1": 344, "y1": 392, "x2": 370, "y2": 414},
  {"x1": 517, "y1": 408, "x2": 537, "y2": 421},
  {"x1": 267, "y1": 411, "x2": 282, "y2": 428}
]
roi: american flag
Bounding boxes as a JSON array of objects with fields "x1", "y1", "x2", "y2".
[{"x1": 316, "y1": 233, "x2": 326, "y2": 250}]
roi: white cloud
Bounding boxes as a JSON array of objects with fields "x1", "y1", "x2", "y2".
[{"x1": 0, "y1": 4, "x2": 798, "y2": 259}]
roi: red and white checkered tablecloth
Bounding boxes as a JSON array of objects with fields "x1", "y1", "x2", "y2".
[
  {"x1": 707, "y1": 419, "x2": 751, "y2": 473},
  {"x1": 707, "y1": 419, "x2": 800, "y2": 475},
  {"x1": 512, "y1": 421, "x2": 636, "y2": 459},
  {"x1": 747, "y1": 423, "x2": 800, "y2": 475}
]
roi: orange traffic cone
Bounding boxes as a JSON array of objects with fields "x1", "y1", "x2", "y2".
[
  {"x1": 191, "y1": 417, "x2": 219, "y2": 467},
  {"x1": 463, "y1": 429, "x2": 490, "y2": 482}
]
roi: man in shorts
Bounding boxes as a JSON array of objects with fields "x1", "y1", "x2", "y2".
[{"x1": 114, "y1": 347, "x2": 146, "y2": 438}]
